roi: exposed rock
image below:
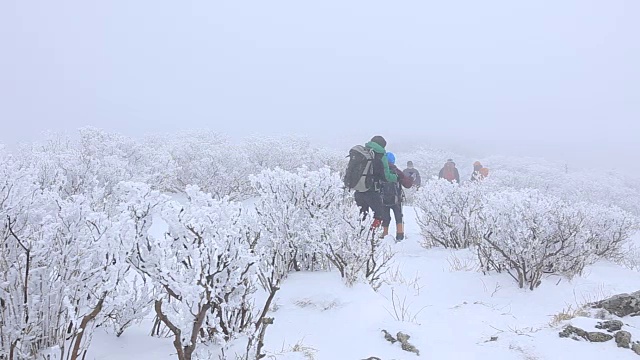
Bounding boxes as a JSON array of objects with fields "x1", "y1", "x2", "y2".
[
  {"x1": 396, "y1": 332, "x2": 411, "y2": 343},
  {"x1": 401, "y1": 342, "x2": 420, "y2": 356},
  {"x1": 559, "y1": 325, "x2": 613, "y2": 343},
  {"x1": 559, "y1": 325, "x2": 588, "y2": 340},
  {"x1": 632, "y1": 342, "x2": 640, "y2": 355},
  {"x1": 380, "y1": 330, "x2": 420, "y2": 356},
  {"x1": 615, "y1": 331, "x2": 632, "y2": 348},
  {"x1": 396, "y1": 332, "x2": 420, "y2": 356},
  {"x1": 591, "y1": 291, "x2": 640, "y2": 317},
  {"x1": 381, "y1": 330, "x2": 397, "y2": 344},
  {"x1": 587, "y1": 332, "x2": 614, "y2": 343},
  {"x1": 596, "y1": 320, "x2": 624, "y2": 333}
]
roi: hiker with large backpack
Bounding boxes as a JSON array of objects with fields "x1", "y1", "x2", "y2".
[
  {"x1": 438, "y1": 159, "x2": 460, "y2": 184},
  {"x1": 381, "y1": 152, "x2": 413, "y2": 241},
  {"x1": 343, "y1": 136, "x2": 398, "y2": 231},
  {"x1": 403, "y1": 161, "x2": 421, "y2": 189}
]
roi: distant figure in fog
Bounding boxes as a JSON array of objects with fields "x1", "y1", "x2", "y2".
[
  {"x1": 403, "y1": 161, "x2": 421, "y2": 189},
  {"x1": 439, "y1": 159, "x2": 460, "y2": 184},
  {"x1": 471, "y1": 161, "x2": 489, "y2": 181}
]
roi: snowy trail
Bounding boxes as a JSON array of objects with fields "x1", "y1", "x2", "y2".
[{"x1": 262, "y1": 206, "x2": 640, "y2": 360}]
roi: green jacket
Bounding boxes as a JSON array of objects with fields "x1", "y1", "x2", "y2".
[{"x1": 365, "y1": 141, "x2": 398, "y2": 183}]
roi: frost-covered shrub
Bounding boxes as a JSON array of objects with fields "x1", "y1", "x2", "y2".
[
  {"x1": 0, "y1": 170, "x2": 154, "y2": 359},
  {"x1": 102, "y1": 274, "x2": 154, "y2": 338},
  {"x1": 415, "y1": 179, "x2": 485, "y2": 249},
  {"x1": 322, "y1": 201, "x2": 373, "y2": 286},
  {"x1": 315, "y1": 191, "x2": 394, "y2": 289},
  {"x1": 252, "y1": 167, "x2": 393, "y2": 288},
  {"x1": 157, "y1": 130, "x2": 252, "y2": 200},
  {"x1": 479, "y1": 155, "x2": 640, "y2": 216},
  {"x1": 20, "y1": 128, "x2": 141, "y2": 200},
  {"x1": 243, "y1": 135, "x2": 313, "y2": 173},
  {"x1": 252, "y1": 167, "x2": 344, "y2": 279},
  {"x1": 476, "y1": 190, "x2": 576, "y2": 290},
  {"x1": 316, "y1": 147, "x2": 348, "y2": 177},
  {"x1": 579, "y1": 204, "x2": 639, "y2": 261},
  {"x1": 129, "y1": 185, "x2": 264, "y2": 360},
  {"x1": 475, "y1": 189, "x2": 638, "y2": 290}
]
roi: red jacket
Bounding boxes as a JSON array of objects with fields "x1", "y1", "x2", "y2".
[{"x1": 390, "y1": 163, "x2": 413, "y2": 189}]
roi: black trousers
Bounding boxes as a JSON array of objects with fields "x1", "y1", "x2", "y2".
[
  {"x1": 381, "y1": 203, "x2": 403, "y2": 227},
  {"x1": 354, "y1": 191, "x2": 390, "y2": 224}
]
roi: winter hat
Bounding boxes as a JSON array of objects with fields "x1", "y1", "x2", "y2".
[
  {"x1": 474, "y1": 161, "x2": 482, "y2": 166},
  {"x1": 370, "y1": 135, "x2": 387, "y2": 148},
  {"x1": 407, "y1": 161, "x2": 414, "y2": 167},
  {"x1": 386, "y1": 152, "x2": 396, "y2": 164}
]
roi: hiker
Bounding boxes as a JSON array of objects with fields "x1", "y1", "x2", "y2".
[
  {"x1": 438, "y1": 159, "x2": 460, "y2": 184},
  {"x1": 403, "y1": 161, "x2": 421, "y2": 188},
  {"x1": 471, "y1": 161, "x2": 489, "y2": 181},
  {"x1": 343, "y1": 136, "x2": 398, "y2": 230},
  {"x1": 381, "y1": 152, "x2": 413, "y2": 240}
]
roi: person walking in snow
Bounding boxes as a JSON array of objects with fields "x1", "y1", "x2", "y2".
[
  {"x1": 439, "y1": 159, "x2": 460, "y2": 184},
  {"x1": 471, "y1": 161, "x2": 489, "y2": 181},
  {"x1": 346, "y1": 136, "x2": 398, "y2": 231},
  {"x1": 403, "y1": 161, "x2": 421, "y2": 189},
  {"x1": 380, "y1": 152, "x2": 413, "y2": 240}
]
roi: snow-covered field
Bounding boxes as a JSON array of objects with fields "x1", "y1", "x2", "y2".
[
  {"x1": 3, "y1": 131, "x2": 640, "y2": 360},
  {"x1": 88, "y1": 207, "x2": 640, "y2": 360}
]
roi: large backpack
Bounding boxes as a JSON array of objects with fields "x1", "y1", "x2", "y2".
[
  {"x1": 382, "y1": 181, "x2": 401, "y2": 206},
  {"x1": 343, "y1": 145, "x2": 375, "y2": 192}
]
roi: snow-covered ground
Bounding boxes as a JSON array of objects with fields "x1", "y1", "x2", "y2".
[{"x1": 89, "y1": 207, "x2": 640, "y2": 360}]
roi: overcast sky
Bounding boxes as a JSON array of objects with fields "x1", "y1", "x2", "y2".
[{"x1": 1, "y1": 1, "x2": 639, "y2": 173}]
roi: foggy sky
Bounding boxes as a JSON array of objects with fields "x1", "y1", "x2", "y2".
[{"x1": 1, "y1": 1, "x2": 639, "y2": 174}]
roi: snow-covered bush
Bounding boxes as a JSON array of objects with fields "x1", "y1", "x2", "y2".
[
  {"x1": 0, "y1": 168, "x2": 154, "y2": 359},
  {"x1": 480, "y1": 155, "x2": 640, "y2": 216},
  {"x1": 102, "y1": 275, "x2": 154, "y2": 337},
  {"x1": 475, "y1": 189, "x2": 638, "y2": 290},
  {"x1": 317, "y1": 198, "x2": 394, "y2": 289},
  {"x1": 242, "y1": 135, "x2": 313, "y2": 173},
  {"x1": 322, "y1": 201, "x2": 374, "y2": 286},
  {"x1": 412, "y1": 166, "x2": 638, "y2": 291},
  {"x1": 128, "y1": 185, "x2": 266, "y2": 360},
  {"x1": 157, "y1": 130, "x2": 252, "y2": 200},
  {"x1": 252, "y1": 167, "x2": 344, "y2": 279},
  {"x1": 19, "y1": 129, "x2": 138, "y2": 201},
  {"x1": 0, "y1": 152, "x2": 43, "y2": 360},
  {"x1": 578, "y1": 204, "x2": 639, "y2": 261},
  {"x1": 315, "y1": 147, "x2": 348, "y2": 177},
  {"x1": 415, "y1": 179, "x2": 485, "y2": 249},
  {"x1": 252, "y1": 167, "x2": 393, "y2": 288}
]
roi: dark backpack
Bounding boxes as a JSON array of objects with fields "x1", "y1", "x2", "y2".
[
  {"x1": 382, "y1": 182, "x2": 401, "y2": 206},
  {"x1": 343, "y1": 145, "x2": 375, "y2": 192}
]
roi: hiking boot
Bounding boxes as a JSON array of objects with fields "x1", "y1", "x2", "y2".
[{"x1": 395, "y1": 223, "x2": 405, "y2": 241}]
